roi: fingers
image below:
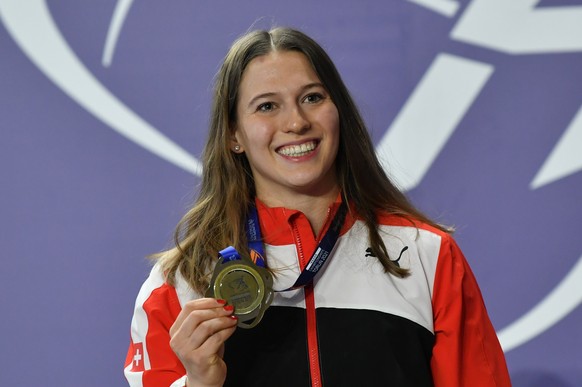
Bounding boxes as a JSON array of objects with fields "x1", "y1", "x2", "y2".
[
  {"x1": 170, "y1": 315, "x2": 237, "y2": 369},
  {"x1": 173, "y1": 307, "x2": 237, "y2": 350},
  {"x1": 169, "y1": 298, "x2": 238, "y2": 386},
  {"x1": 195, "y1": 318, "x2": 238, "y2": 356},
  {"x1": 170, "y1": 298, "x2": 227, "y2": 337}
]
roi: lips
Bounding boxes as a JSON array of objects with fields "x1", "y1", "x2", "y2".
[{"x1": 277, "y1": 140, "x2": 318, "y2": 157}]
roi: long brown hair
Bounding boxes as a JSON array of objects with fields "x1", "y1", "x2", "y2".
[{"x1": 156, "y1": 27, "x2": 450, "y2": 293}]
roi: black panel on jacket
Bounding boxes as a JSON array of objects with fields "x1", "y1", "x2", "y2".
[
  {"x1": 224, "y1": 306, "x2": 310, "y2": 386},
  {"x1": 316, "y1": 308, "x2": 435, "y2": 386},
  {"x1": 224, "y1": 305, "x2": 434, "y2": 386}
]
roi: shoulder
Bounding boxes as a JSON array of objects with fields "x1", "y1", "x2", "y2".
[
  {"x1": 375, "y1": 210, "x2": 450, "y2": 237},
  {"x1": 371, "y1": 211, "x2": 455, "y2": 252},
  {"x1": 133, "y1": 264, "x2": 200, "y2": 316},
  {"x1": 360, "y1": 211, "x2": 465, "y2": 283},
  {"x1": 374, "y1": 210, "x2": 460, "y2": 256}
]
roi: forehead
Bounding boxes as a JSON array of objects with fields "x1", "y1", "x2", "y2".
[{"x1": 238, "y1": 51, "x2": 321, "y2": 97}]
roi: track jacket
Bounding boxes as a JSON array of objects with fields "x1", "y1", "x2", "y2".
[{"x1": 124, "y1": 198, "x2": 511, "y2": 386}]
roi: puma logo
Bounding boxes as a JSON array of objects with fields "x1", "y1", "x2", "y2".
[{"x1": 365, "y1": 246, "x2": 408, "y2": 268}]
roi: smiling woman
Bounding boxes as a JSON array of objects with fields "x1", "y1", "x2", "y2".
[
  {"x1": 123, "y1": 27, "x2": 511, "y2": 387},
  {"x1": 232, "y1": 51, "x2": 341, "y2": 230}
]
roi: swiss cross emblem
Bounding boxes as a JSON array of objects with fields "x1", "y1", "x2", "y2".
[{"x1": 131, "y1": 342, "x2": 145, "y2": 372}]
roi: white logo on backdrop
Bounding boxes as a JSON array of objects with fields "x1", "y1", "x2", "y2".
[
  {"x1": 0, "y1": 0, "x2": 581, "y2": 353},
  {"x1": 0, "y1": 0, "x2": 202, "y2": 175},
  {"x1": 405, "y1": 0, "x2": 582, "y2": 353}
]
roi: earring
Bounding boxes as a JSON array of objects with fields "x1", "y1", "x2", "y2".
[{"x1": 234, "y1": 145, "x2": 241, "y2": 152}]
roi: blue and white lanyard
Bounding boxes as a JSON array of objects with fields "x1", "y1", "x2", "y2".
[{"x1": 218, "y1": 200, "x2": 348, "y2": 291}]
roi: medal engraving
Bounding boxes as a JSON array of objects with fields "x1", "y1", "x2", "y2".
[{"x1": 207, "y1": 256, "x2": 273, "y2": 329}]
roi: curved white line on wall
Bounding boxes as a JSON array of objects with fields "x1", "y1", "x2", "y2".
[
  {"x1": 0, "y1": 0, "x2": 202, "y2": 176},
  {"x1": 2, "y1": 0, "x2": 580, "y2": 356},
  {"x1": 451, "y1": 0, "x2": 582, "y2": 54},
  {"x1": 498, "y1": 256, "x2": 582, "y2": 352},
  {"x1": 376, "y1": 53, "x2": 493, "y2": 191},
  {"x1": 531, "y1": 105, "x2": 582, "y2": 189},
  {"x1": 406, "y1": 0, "x2": 460, "y2": 18},
  {"x1": 102, "y1": 0, "x2": 134, "y2": 67}
]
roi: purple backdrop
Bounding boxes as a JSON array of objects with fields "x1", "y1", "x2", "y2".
[{"x1": 1, "y1": 1, "x2": 581, "y2": 386}]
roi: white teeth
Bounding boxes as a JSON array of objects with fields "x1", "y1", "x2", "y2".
[{"x1": 278, "y1": 141, "x2": 317, "y2": 157}]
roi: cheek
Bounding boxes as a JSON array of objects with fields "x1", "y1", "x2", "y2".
[
  {"x1": 322, "y1": 106, "x2": 340, "y2": 139},
  {"x1": 236, "y1": 121, "x2": 273, "y2": 154},
  {"x1": 327, "y1": 109, "x2": 341, "y2": 161},
  {"x1": 249, "y1": 120, "x2": 277, "y2": 142}
]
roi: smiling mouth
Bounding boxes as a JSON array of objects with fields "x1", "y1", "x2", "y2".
[{"x1": 277, "y1": 141, "x2": 318, "y2": 157}]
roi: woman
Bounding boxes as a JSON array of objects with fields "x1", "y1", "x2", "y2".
[{"x1": 124, "y1": 27, "x2": 511, "y2": 387}]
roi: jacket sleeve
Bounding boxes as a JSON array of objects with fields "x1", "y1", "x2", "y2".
[
  {"x1": 431, "y1": 235, "x2": 512, "y2": 387},
  {"x1": 124, "y1": 265, "x2": 187, "y2": 387}
]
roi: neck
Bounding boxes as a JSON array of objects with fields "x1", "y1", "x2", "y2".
[{"x1": 257, "y1": 186, "x2": 340, "y2": 235}]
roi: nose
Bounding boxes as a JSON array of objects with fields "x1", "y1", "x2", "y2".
[{"x1": 286, "y1": 104, "x2": 310, "y2": 133}]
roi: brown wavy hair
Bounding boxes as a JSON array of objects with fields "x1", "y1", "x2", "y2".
[{"x1": 156, "y1": 27, "x2": 450, "y2": 294}]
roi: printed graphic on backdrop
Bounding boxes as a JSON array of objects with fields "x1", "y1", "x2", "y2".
[{"x1": 1, "y1": 0, "x2": 581, "y2": 385}]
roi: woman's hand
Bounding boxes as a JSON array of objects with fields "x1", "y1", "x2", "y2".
[{"x1": 169, "y1": 298, "x2": 238, "y2": 387}]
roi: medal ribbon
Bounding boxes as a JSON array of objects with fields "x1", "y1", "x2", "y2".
[{"x1": 219, "y1": 200, "x2": 348, "y2": 291}]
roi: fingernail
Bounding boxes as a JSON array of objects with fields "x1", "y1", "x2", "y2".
[
  {"x1": 223, "y1": 305, "x2": 234, "y2": 312},
  {"x1": 216, "y1": 299, "x2": 227, "y2": 305},
  {"x1": 229, "y1": 315, "x2": 238, "y2": 320}
]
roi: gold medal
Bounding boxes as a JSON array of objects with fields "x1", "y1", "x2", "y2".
[{"x1": 206, "y1": 255, "x2": 274, "y2": 329}]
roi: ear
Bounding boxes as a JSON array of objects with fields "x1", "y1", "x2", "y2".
[{"x1": 230, "y1": 125, "x2": 244, "y2": 153}]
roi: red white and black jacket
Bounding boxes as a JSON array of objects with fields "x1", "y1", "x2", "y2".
[{"x1": 124, "y1": 198, "x2": 511, "y2": 386}]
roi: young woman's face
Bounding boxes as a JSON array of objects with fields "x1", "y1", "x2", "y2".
[{"x1": 233, "y1": 50, "x2": 340, "y2": 200}]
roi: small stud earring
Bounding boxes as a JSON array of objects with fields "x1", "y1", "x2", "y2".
[{"x1": 234, "y1": 145, "x2": 241, "y2": 152}]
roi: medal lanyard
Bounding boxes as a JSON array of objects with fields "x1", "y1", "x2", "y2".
[{"x1": 220, "y1": 200, "x2": 348, "y2": 291}]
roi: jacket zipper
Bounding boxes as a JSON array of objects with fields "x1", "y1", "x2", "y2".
[
  {"x1": 293, "y1": 220, "x2": 323, "y2": 387},
  {"x1": 293, "y1": 206, "x2": 334, "y2": 387}
]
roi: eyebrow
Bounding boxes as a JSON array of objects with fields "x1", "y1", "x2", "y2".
[{"x1": 246, "y1": 82, "x2": 325, "y2": 109}]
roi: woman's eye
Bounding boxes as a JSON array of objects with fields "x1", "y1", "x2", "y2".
[
  {"x1": 304, "y1": 93, "x2": 323, "y2": 104},
  {"x1": 257, "y1": 102, "x2": 273, "y2": 112}
]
